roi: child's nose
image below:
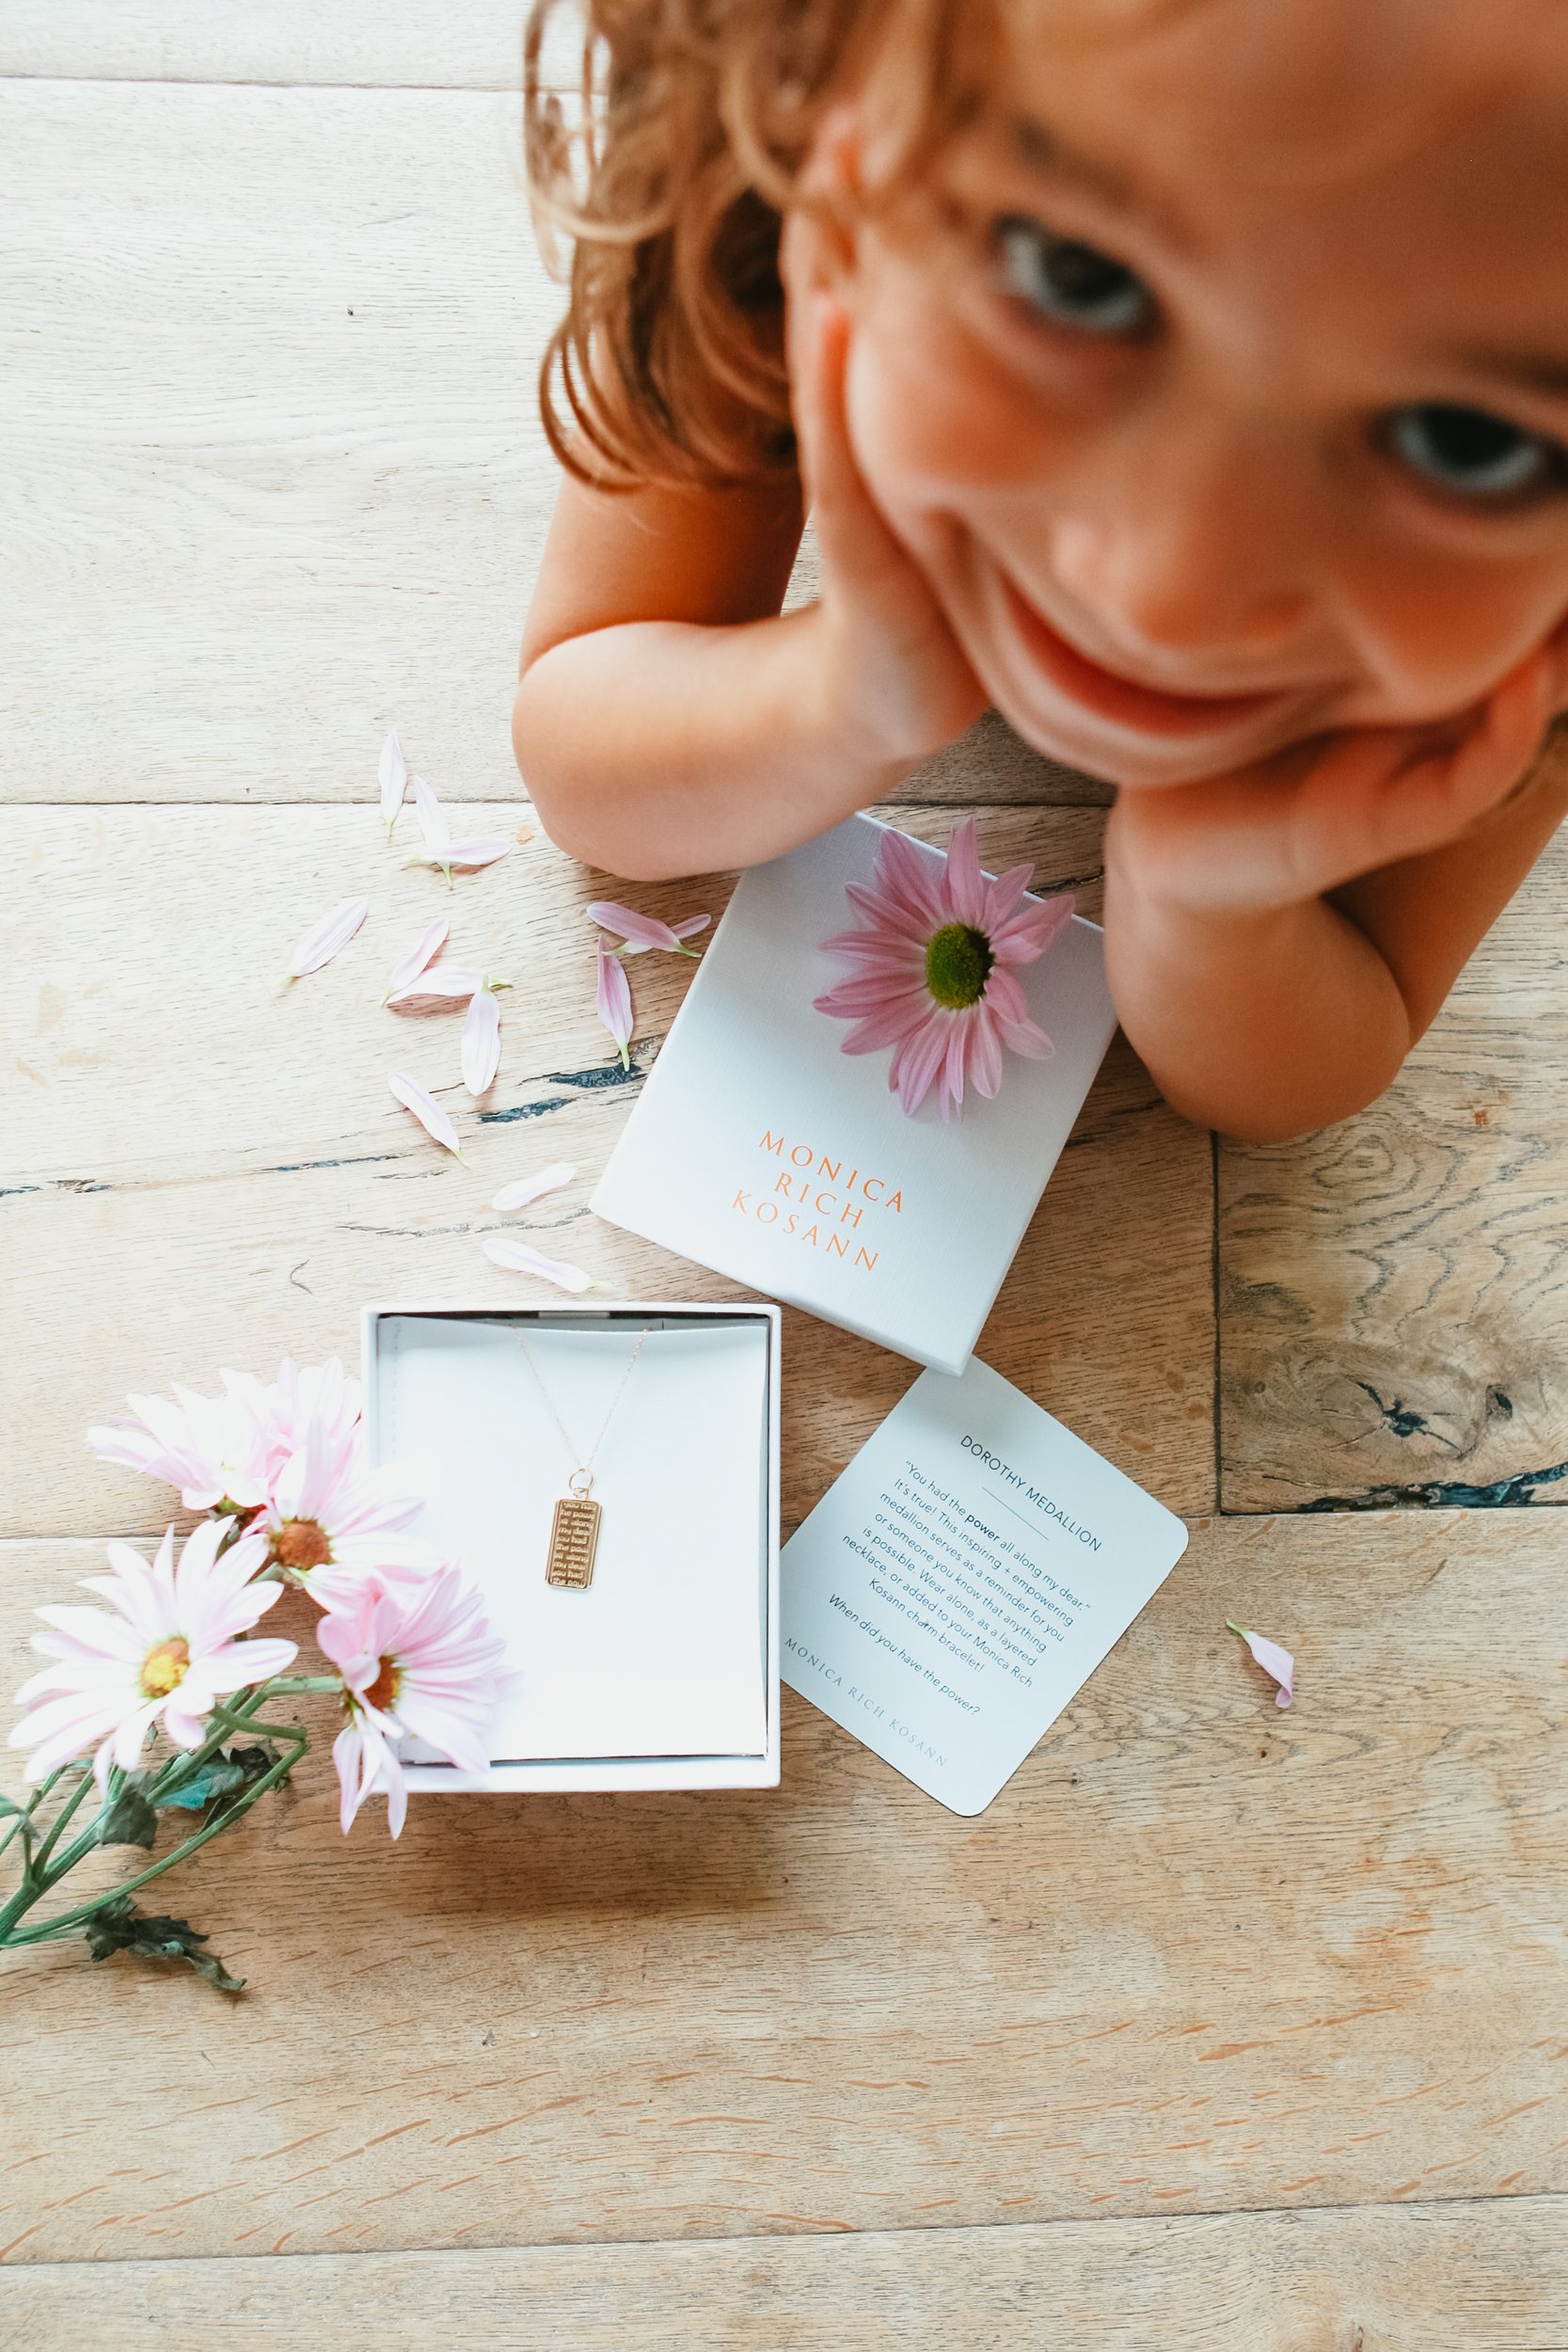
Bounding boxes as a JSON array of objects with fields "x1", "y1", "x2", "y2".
[{"x1": 1042, "y1": 426, "x2": 1317, "y2": 675}]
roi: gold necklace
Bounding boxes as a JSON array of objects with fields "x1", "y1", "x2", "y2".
[{"x1": 516, "y1": 1326, "x2": 650, "y2": 1589}]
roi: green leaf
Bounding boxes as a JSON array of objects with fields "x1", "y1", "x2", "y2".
[
  {"x1": 156, "y1": 1758, "x2": 246, "y2": 1812},
  {"x1": 156, "y1": 1742, "x2": 284, "y2": 1811},
  {"x1": 84, "y1": 1896, "x2": 245, "y2": 1994},
  {"x1": 0, "y1": 1793, "x2": 24, "y2": 1819},
  {"x1": 96, "y1": 1776, "x2": 159, "y2": 1851}
]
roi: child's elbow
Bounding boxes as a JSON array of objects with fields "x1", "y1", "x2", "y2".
[{"x1": 511, "y1": 678, "x2": 682, "y2": 884}]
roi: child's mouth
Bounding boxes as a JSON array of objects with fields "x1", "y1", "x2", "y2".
[{"x1": 995, "y1": 569, "x2": 1291, "y2": 742}]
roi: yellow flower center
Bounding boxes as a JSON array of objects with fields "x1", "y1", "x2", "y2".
[
  {"x1": 363, "y1": 1654, "x2": 401, "y2": 1713},
  {"x1": 141, "y1": 1637, "x2": 191, "y2": 1698},
  {"x1": 274, "y1": 1517, "x2": 331, "y2": 1572}
]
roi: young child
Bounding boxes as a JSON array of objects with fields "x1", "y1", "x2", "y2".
[{"x1": 515, "y1": 0, "x2": 1568, "y2": 1142}]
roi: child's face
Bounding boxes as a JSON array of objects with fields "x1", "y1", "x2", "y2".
[{"x1": 838, "y1": 0, "x2": 1568, "y2": 786}]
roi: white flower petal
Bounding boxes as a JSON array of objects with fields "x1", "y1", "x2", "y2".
[
  {"x1": 378, "y1": 728, "x2": 407, "y2": 834},
  {"x1": 388, "y1": 1070, "x2": 463, "y2": 1156},
  {"x1": 441, "y1": 839, "x2": 513, "y2": 870},
  {"x1": 412, "y1": 775, "x2": 451, "y2": 855},
  {"x1": 386, "y1": 915, "x2": 449, "y2": 997},
  {"x1": 481, "y1": 1235, "x2": 593, "y2": 1292},
  {"x1": 491, "y1": 1161, "x2": 575, "y2": 1212},
  {"x1": 285, "y1": 897, "x2": 369, "y2": 980},
  {"x1": 462, "y1": 988, "x2": 502, "y2": 1096},
  {"x1": 386, "y1": 965, "x2": 483, "y2": 1010}
]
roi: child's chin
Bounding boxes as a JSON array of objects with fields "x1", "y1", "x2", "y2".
[{"x1": 995, "y1": 694, "x2": 1294, "y2": 792}]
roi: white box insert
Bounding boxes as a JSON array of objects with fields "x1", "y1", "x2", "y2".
[{"x1": 362, "y1": 1301, "x2": 782, "y2": 1792}]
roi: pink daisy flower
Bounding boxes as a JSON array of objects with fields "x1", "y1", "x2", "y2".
[
  {"x1": 314, "y1": 1570, "x2": 513, "y2": 1836},
  {"x1": 256, "y1": 1409, "x2": 435, "y2": 1603},
  {"x1": 8, "y1": 1521, "x2": 296, "y2": 1788},
  {"x1": 814, "y1": 818, "x2": 1074, "y2": 1119},
  {"x1": 87, "y1": 1376, "x2": 276, "y2": 1513},
  {"x1": 86, "y1": 1357, "x2": 365, "y2": 1517}
]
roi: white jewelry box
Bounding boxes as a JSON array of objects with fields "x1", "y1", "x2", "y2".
[
  {"x1": 361, "y1": 1300, "x2": 783, "y2": 1793},
  {"x1": 591, "y1": 814, "x2": 1117, "y2": 1377}
]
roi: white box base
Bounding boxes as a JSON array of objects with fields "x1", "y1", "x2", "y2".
[{"x1": 361, "y1": 1300, "x2": 782, "y2": 1794}]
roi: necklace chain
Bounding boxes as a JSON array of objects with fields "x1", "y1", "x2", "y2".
[{"x1": 516, "y1": 1326, "x2": 650, "y2": 1489}]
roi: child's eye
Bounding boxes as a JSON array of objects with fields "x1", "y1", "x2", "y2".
[
  {"x1": 1384, "y1": 403, "x2": 1565, "y2": 501},
  {"x1": 992, "y1": 216, "x2": 1157, "y2": 337}
]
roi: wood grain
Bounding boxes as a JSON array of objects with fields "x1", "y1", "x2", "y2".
[
  {"x1": 1220, "y1": 813, "x2": 1568, "y2": 1511},
  {"x1": 3, "y1": 2198, "x2": 1566, "y2": 2349},
  {"x1": 0, "y1": 82, "x2": 1099, "y2": 816},
  {"x1": 3, "y1": 1507, "x2": 1565, "y2": 2262},
  {"x1": 0, "y1": 797, "x2": 1213, "y2": 1536},
  {"x1": 0, "y1": 4, "x2": 573, "y2": 91}
]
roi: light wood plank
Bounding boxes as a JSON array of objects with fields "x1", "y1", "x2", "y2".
[
  {"x1": 0, "y1": 798, "x2": 1212, "y2": 1535},
  {"x1": 3, "y1": 2198, "x2": 1566, "y2": 2348},
  {"x1": 0, "y1": 4, "x2": 567, "y2": 90},
  {"x1": 1220, "y1": 799, "x2": 1568, "y2": 1511},
  {"x1": 0, "y1": 82, "x2": 1100, "y2": 813},
  {"x1": 2, "y1": 1509, "x2": 1564, "y2": 2261}
]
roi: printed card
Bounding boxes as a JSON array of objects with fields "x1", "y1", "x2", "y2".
[{"x1": 781, "y1": 1357, "x2": 1189, "y2": 1814}]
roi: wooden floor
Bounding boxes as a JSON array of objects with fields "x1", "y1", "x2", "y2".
[{"x1": 1, "y1": 10, "x2": 1565, "y2": 2346}]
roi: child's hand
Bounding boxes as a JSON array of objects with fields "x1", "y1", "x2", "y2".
[
  {"x1": 784, "y1": 220, "x2": 988, "y2": 771},
  {"x1": 1106, "y1": 652, "x2": 1556, "y2": 920}
]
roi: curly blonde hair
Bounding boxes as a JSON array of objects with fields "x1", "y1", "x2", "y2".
[{"x1": 522, "y1": 0, "x2": 983, "y2": 490}]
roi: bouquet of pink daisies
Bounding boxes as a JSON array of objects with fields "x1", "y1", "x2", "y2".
[{"x1": 1, "y1": 1359, "x2": 511, "y2": 1994}]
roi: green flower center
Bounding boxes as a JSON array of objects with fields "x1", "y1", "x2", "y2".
[{"x1": 924, "y1": 922, "x2": 994, "y2": 1010}]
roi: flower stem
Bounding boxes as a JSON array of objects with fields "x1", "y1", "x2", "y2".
[
  {"x1": 28, "y1": 1767, "x2": 96, "y2": 1875},
  {"x1": 0, "y1": 1675, "x2": 320, "y2": 1948},
  {"x1": 1, "y1": 1743, "x2": 304, "y2": 1948},
  {"x1": 0, "y1": 1767, "x2": 67, "y2": 1864}
]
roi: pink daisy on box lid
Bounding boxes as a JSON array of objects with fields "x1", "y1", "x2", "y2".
[
  {"x1": 315, "y1": 1569, "x2": 514, "y2": 1836},
  {"x1": 8, "y1": 1521, "x2": 296, "y2": 1788},
  {"x1": 814, "y1": 818, "x2": 1074, "y2": 1119}
]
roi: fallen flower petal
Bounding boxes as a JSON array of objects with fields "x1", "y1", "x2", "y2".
[
  {"x1": 284, "y1": 896, "x2": 369, "y2": 983},
  {"x1": 588, "y1": 900, "x2": 683, "y2": 952},
  {"x1": 386, "y1": 964, "x2": 484, "y2": 1011},
  {"x1": 412, "y1": 775, "x2": 450, "y2": 856},
  {"x1": 388, "y1": 1070, "x2": 462, "y2": 1156},
  {"x1": 492, "y1": 1161, "x2": 575, "y2": 1212},
  {"x1": 378, "y1": 728, "x2": 407, "y2": 836},
  {"x1": 482, "y1": 1234, "x2": 594, "y2": 1292},
  {"x1": 462, "y1": 986, "x2": 501, "y2": 1096},
  {"x1": 595, "y1": 939, "x2": 634, "y2": 1069},
  {"x1": 1227, "y1": 1621, "x2": 1294, "y2": 1708},
  {"x1": 385, "y1": 915, "x2": 449, "y2": 999},
  {"x1": 441, "y1": 838, "x2": 513, "y2": 870}
]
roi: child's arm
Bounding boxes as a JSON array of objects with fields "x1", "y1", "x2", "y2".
[
  {"x1": 1103, "y1": 667, "x2": 1568, "y2": 1143},
  {"x1": 515, "y1": 302, "x2": 986, "y2": 880}
]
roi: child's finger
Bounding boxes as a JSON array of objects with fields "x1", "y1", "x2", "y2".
[
  {"x1": 792, "y1": 287, "x2": 929, "y2": 593},
  {"x1": 1113, "y1": 656, "x2": 1553, "y2": 915},
  {"x1": 1292, "y1": 652, "x2": 1552, "y2": 891}
]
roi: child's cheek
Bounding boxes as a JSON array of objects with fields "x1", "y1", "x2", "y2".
[{"x1": 845, "y1": 277, "x2": 1054, "y2": 535}]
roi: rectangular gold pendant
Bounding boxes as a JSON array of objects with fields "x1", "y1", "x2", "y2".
[{"x1": 545, "y1": 1494, "x2": 602, "y2": 1589}]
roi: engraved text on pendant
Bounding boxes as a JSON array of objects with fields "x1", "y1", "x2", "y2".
[{"x1": 546, "y1": 1495, "x2": 602, "y2": 1589}]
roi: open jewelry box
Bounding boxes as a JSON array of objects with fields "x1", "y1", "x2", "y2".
[{"x1": 361, "y1": 1301, "x2": 782, "y2": 1792}]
